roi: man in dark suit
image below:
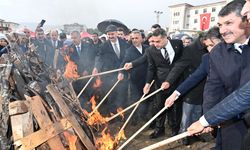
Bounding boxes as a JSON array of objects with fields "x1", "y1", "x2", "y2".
[
  {"x1": 31, "y1": 28, "x2": 54, "y2": 67},
  {"x1": 93, "y1": 25, "x2": 130, "y2": 114},
  {"x1": 50, "y1": 30, "x2": 64, "y2": 70},
  {"x1": 144, "y1": 28, "x2": 184, "y2": 138},
  {"x1": 69, "y1": 30, "x2": 96, "y2": 104},
  {"x1": 118, "y1": 30, "x2": 149, "y2": 122},
  {"x1": 203, "y1": 1, "x2": 250, "y2": 149}
]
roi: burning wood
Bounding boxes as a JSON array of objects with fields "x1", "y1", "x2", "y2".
[
  {"x1": 64, "y1": 55, "x2": 79, "y2": 79},
  {"x1": 83, "y1": 96, "x2": 108, "y2": 126},
  {"x1": 93, "y1": 76, "x2": 102, "y2": 88},
  {"x1": 0, "y1": 42, "x2": 96, "y2": 150}
]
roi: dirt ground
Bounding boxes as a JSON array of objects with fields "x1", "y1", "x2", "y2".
[{"x1": 109, "y1": 121, "x2": 215, "y2": 150}]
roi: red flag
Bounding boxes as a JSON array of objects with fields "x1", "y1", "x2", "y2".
[{"x1": 200, "y1": 13, "x2": 211, "y2": 31}]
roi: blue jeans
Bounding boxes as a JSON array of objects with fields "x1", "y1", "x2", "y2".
[{"x1": 179, "y1": 102, "x2": 202, "y2": 133}]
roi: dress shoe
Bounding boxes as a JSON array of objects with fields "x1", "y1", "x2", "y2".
[
  {"x1": 171, "y1": 130, "x2": 179, "y2": 136},
  {"x1": 148, "y1": 122, "x2": 156, "y2": 129},
  {"x1": 149, "y1": 129, "x2": 165, "y2": 139},
  {"x1": 182, "y1": 137, "x2": 190, "y2": 145}
]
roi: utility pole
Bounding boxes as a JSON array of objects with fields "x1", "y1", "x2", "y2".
[{"x1": 154, "y1": 11, "x2": 163, "y2": 24}]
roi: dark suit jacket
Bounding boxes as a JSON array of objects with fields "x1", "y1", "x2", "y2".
[
  {"x1": 203, "y1": 41, "x2": 250, "y2": 150},
  {"x1": 146, "y1": 39, "x2": 183, "y2": 89},
  {"x1": 69, "y1": 41, "x2": 96, "y2": 74},
  {"x1": 167, "y1": 38, "x2": 207, "y2": 104},
  {"x1": 176, "y1": 53, "x2": 209, "y2": 105},
  {"x1": 50, "y1": 40, "x2": 63, "y2": 49},
  {"x1": 203, "y1": 42, "x2": 250, "y2": 113},
  {"x1": 120, "y1": 44, "x2": 149, "y2": 82},
  {"x1": 32, "y1": 38, "x2": 54, "y2": 67},
  {"x1": 95, "y1": 38, "x2": 130, "y2": 72}
]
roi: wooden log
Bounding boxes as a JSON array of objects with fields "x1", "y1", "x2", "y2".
[
  {"x1": 0, "y1": 63, "x2": 12, "y2": 149},
  {"x1": 9, "y1": 100, "x2": 33, "y2": 142},
  {"x1": 9, "y1": 101, "x2": 28, "y2": 115},
  {"x1": 27, "y1": 96, "x2": 65, "y2": 150},
  {"x1": 47, "y1": 84, "x2": 97, "y2": 150},
  {"x1": 14, "y1": 118, "x2": 72, "y2": 150}
]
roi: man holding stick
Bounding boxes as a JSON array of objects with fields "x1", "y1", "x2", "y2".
[
  {"x1": 195, "y1": 0, "x2": 250, "y2": 149},
  {"x1": 92, "y1": 25, "x2": 129, "y2": 114},
  {"x1": 143, "y1": 28, "x2": 184, "y2": 138}
]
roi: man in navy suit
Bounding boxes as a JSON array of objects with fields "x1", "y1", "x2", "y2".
[
  {"x1": 118, "y1": 30, "x2": 149, "y2": 122},
  {"x1": 202, "y1": 1, "x2": 250, "y2": 149},
  {"x1": 69, "y1": 31, "x2": 96, "y2": 103},
  {"x1": 144, "y1": 28, "x2": 184, "y2": 138},
  {"x1": 93, "y1": 25, "x2": 130, "y2": 114}
]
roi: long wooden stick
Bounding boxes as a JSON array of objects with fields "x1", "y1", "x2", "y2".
[
  {"x1": 89, "y1": 79, "x2": 120, "y2": 116},
  {"x1": 117, "y1": 106, "x2": 168, "y2": 150},
  {"x1": 118, "y1": 80, "x2": 155, "y2": 135},
  {"x1": 140, "y1": 132, "x2": 189, "y2": 150},
  {"x1": 76, "y1": 68, "x2": 125, "y2": 80},
  {"x1": 106, "y1": 87, "x2": 163, "y2": 122},
  {"x1": 77, "y1": 77, "x2": 94, "y2": 99}
]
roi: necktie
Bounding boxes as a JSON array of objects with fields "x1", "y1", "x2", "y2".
[
  {"x1": 113, "y1": 43, "x2": 120, "y2": 58},
  {"x1": 239, "y1": 44, "x2": 247, "y2": 51},
  {"x1": 76, "y1": 46, "x2": 81, "y2": 56},
  {"x1": 164, "y1": 48, "x2": 170, "y2": 64},
  {"x1": 53, "y1": 41, "x2": 56, "y2": 49}
]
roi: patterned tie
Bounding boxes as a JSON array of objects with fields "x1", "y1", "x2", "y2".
[
  {"x1": 164, "y1": 48, "x2": 170, "y2": 64},
  {"x1": 113, "y1": 43, "x2": 120, "y2": 58}
]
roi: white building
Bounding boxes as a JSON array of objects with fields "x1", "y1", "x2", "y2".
[
  {"x1": 0, "y1": 19, "x2": 19, "y2": 33},
  {"x1": 168, "y1": 0, "x2": 233, "y2": 37},
  {"x1": 63, "y1": 23, "x2": 87, "y2": 34}
]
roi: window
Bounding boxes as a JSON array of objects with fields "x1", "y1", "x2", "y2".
[
  {"x1": 212, "y1": 7, "x2": 216, "y2": 12},
  {"x1": 203, "y1": 8, "x2": 207, "y2": 13},
  {"x1": 195, "y1": 10, "x2": 198, "y2": 14},
  {"x1": 186, "y1": 24, "x2": 189, "y2": 27},
  {"x1": 174, "y1": 12, "x2": 180, "y2": 16},
  {"x1": 187, "y1": 14, "x2": 190, "y2": 18},
  {"x1": 173, "y1": 20, "x2": 179, "y2": 24},
  {"x1": 194, "y1": 19, "x2": 198, "y2": 23},
  {"x1": 211, "y1": 17, "x2": 215, "y2": 22}
]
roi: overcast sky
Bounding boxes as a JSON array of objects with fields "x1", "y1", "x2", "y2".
[{"x1": 1, "y1": 0, "x2": 222, "y2": 30}]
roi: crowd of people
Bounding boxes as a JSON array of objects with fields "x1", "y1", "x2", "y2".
[{"x1": 1, "y1": 0, "x2": 250, "y2": 149}]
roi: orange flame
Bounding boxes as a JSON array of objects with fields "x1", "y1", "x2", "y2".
[
  {"x1": 96, "y1": 127, "x2": 116, "y2": 150},
  {"x1": 63, "y1": 55, "x2": 80, "y2": 79},
  {"x1": 63, "y1": 131, "x2": 77, "y2": 150},
  {"x1": 115, "y1": 129, "x2": 127, "y2": 141},
  {"x1": 93, "y1": 76, "x2": 102, "y2": 88},
  {"x1": 116, "y1": 107, "x2": 124, "y2": 120},
  {"x1": 83, "y1": 96, "x2": 107, "y2": 126}
]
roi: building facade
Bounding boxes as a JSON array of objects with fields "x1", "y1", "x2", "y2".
[
  {"x1": 0, "y1": 19, "x2": 19, "y2": 33},
  {"x1": 63, "y1": 23, "x2": 87, "y2": 34},
  {"x1": 168, "y1": 0, "x2": 232, "y2": 36}
]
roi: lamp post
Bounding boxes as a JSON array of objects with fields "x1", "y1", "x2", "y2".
[{"x1": 154, "y1": 11, "x2": 163, "y2": 24}]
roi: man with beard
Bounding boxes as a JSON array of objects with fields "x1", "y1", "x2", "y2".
[{"x1": 31, "y1": 28, "x2": 54, "y2": 67}]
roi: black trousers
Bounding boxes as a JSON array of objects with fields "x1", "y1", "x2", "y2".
[{"x1": 153, "y1": 87, "x2": 182, "y2": 132}]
